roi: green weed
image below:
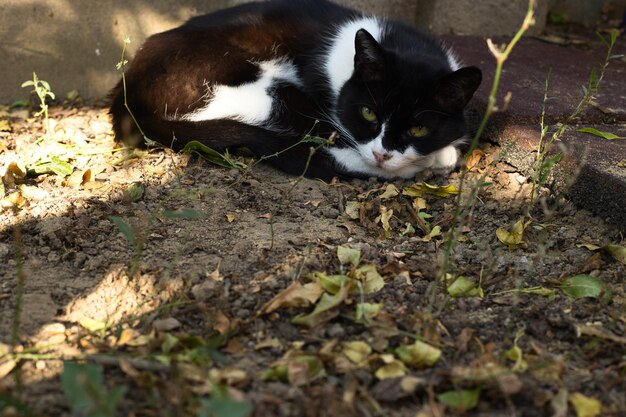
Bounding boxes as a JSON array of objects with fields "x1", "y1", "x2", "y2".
[{"x1": 21, "y1": 72, "x2": 55, "y2": 138}]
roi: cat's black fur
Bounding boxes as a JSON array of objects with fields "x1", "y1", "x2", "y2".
[{"x1": 109, "y1": 0, "x2": 481, "y2": 180}]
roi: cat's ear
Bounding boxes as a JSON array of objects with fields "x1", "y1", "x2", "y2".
[
  {"x1": 432, "y1": 66, "x2": 482, "y2": 112},
  {"x1": 354, "y1": 29, "x2": 385, "y2": 82}
]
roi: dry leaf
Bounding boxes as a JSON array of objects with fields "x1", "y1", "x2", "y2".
[
  {"x1": 403, "y1": 182, "x2": 459, "y2": 198},
  {"x1": 496, "y1": 218, "x2": 531, "y2": 249},
  {"x1": 226, "y1": 213, "x2": 236, "y2": 223},
  {"x1": 379, "y1": 184, "x2": 400, "y2": 200},
  {"x1": 465, "y1": 149, "x2": 485, "y2": 171},
  {"x1": 342, "y1": 341, "x2": 372, "y2": 366},
  {"x1": 569, "y1": 393, "x2": 602, "y2": 417},
  {"x1": 395, "y1": 340, "x2": 441, "y2": 368},
  {"x1": 259, "y1": 281, "x2": 324, "y2": 315}
]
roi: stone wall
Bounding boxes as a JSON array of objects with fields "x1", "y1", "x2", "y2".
[{"x1": 0, "y1": 0, "x2": 612, "y2": 103}]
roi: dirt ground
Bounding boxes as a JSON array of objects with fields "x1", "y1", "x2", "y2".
[{"x1": 0, "y1": 103, "x2": 625, "y2": 417}]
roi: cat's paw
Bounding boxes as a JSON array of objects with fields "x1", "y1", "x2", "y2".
[{"x1": 429, "y1": 145, "x2": 460, "y2": 176}]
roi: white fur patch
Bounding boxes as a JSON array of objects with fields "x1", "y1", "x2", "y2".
[
  {"x1": 325, "y1": 17, "x2": 385, "y2": 100},
  {"x1": 328, "y1": 122, "x2": 462, "y2": 179},
  {"x1": 181, "y1": 59, "x2": 301, "y2": 126}
]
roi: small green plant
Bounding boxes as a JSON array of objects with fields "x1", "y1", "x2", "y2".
[
  {"x1": 117, "y1": 36, "x2": 156, "y2": 147},
  {"x1": 437, "y1": 0, "x2": 537, "y2": 285},
  {"x1": 21, "y1": 72, "x2": 55, "y2": 137},
  {"x1": 61, "y1": 362, "x2": 126, "y2": 417},
  {"x1": 197, "y1": 386, "x2": 252, "y2": 417},
  {"x1": 529, "y1": 29, "x2": 620, "y2": 207}
]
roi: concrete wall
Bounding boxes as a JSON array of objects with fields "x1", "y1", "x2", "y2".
[{"x1": 0, "y1": 0, "x2": 605, "y2": 103}]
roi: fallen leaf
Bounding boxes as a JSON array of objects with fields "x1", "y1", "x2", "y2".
[
  {"x1": 345, "y1": 201, "x2": 360, "y2": 219},
  {"x1": 377, "y1": 206, "x2": 393, "y2": 234},
  {"x1": 117, "y1": 328, "x2": 140, "y2": 346},
  {"x1": 379, "y1": 184, "x2": 400, "y2": 200},
  {"x1": 496, "y1": 218, "x2": 531, "y2": 249},
  {"x1": 337, "y1": 245, "x2": 361, "y2": 267},
  {"x1": 569, "y1": 392, "x2": 602, "y2": 417},
  {"x1": 0, "y1": 119, "x2": 11, "y2": 132},
  {"x1": 342, "y1": 341, "x2": 372, "y2": 366},
  {"x1": 578, "y1": 243, "x2": 626, "y2": 266},
  {"x1": 465, "y1": 149, "x2": 485, "y2": 171},
  {"x1": 259, "y1": 281, "x2": 324, "y2": 315},
  {"x1": 291, "y1": 285, "x2": 349, "y2": 328},
  {"x1": 447, "y1": 276, "x2": 483, "y2": 298},
  {"x1": 395, "y1": 340, "x2": 441, "y2": 368},
  {"x1": 355, "y1": 264, "x2": 385, "y2": 294},
  {"x1": 604, "y1": 245, "x2": 626, "y2": 265},
  {"x1": 226, "y1": 213, "x2": 236, "y2": 223},
  {"x1": 0, "y1": 359, "x2": 17, "y2": 380},
  {"x1": 437, "y1": 389, "x2": 480, "y2": 412},
  {"x1": 576, "y1": 324, "x2": 626, "y2": 345},
  {"x1": 355, "y1": 303, "x2": 382, "y2": 321},
  {"x1": 79, "y1": 317, "x2": 107, "y2": 333},
  {"x1": 551, "y1": 388, "x2": 569, "y2": 417},
  {"x1": 375, "y1": 355, "x2": 408, "y2": 380},
  {"x1": 403, "y1": 182, "x2": 459, "y2": 198},
  {"x1": 577, "y1": 127, "x2": 623, "y2": 140},
  {"x1": 560, "y1": 275, "x2": 602, "y2": 299}
]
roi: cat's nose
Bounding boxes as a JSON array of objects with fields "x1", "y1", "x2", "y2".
[{"x1": 373, "y1": 151, "x2": 392, "y2": 165}]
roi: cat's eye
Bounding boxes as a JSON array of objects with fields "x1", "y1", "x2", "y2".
[
  {"x1": 360, "y1": 106, "x2": 378, "y2": 123},
  {"x1": 408, "y1": 126, "x2": 429, "y2": 138}
]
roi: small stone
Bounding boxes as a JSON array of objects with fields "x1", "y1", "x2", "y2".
[
  {"x1": 326, "y1": 323, "x2": 345, "y2": 338},
  {"x1": 236, "y1": 309, "x2": 251, "y2": 319},
  {"x1": 191, "y1": 280, "x2": 218, "y2": 301},
  {"x1": 152, "y1": 317, "x2": 182, "y2": 332},
  {"x1": 0, "y1": 243, "x2": 9, "y2": 260}
]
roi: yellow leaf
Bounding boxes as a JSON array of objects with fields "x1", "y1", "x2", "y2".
[
  {"x1": 496, "y1": 218, "x2": 531, "y2": 249},
  {"x1": 356, "y1": 303, "x2": 382, "y2": 321},
  {"x1": 604, "y1": 244, "x2": 626, "y2": 265},
  {"x1": 342, "y1": 341, "x2": 372, "y2": 366},
  {"x1": 116, "y1": 328, "x2": 140, "y2": 346},
  {"x1": 569, "y1": 392, "x2": 602, "y2": 417},
  {"x1": 345, "y1": 201, "x2": 360, "y2": 219},
  {"x1": 0, "y1": 119, "x2": 11, "y2": 132},
  {"x1": 337, "y1": 245, "x2": 361, "y2": 267},
  {"x1": 291, "y1": 285, "x2": 349, "y2": 328},
  {"x1": 79, "y1": 317, "x2": 107, "y2": 332},
  {"x1": 226, "y1": 213, "x2": 236, "y2": 223},
  {"x1": 379, "y1": 184, "x2": 400, "y2": 200},
  {"x1": 395, "y1": 340, "x2": 441, "y2": 368},
  {"x1": 355, "y1": 264, "x2": 385, "y2": 294},
  {"x1": 413, "y1": 197, "x2": 428, "y2": 211},
  {"x1": 375, "y1": 355, "x2": 407, "y2": 379},
  {"x1": 403, "y1": 182, "x2": 459, "y2": 198},
  {"x1": 0, "y1": 359, "x2": 17, "y2": 380},
  {"x1": 259, "y1": 281, "x2": 324, "y2": 315}
]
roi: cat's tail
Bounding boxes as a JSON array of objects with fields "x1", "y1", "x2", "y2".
[
  {"x1": 108, "y1": 86, "x2": 338, "y2": 178},
  {"x1": 108, "y1": 80, "x2": 264, "y2": 152}
]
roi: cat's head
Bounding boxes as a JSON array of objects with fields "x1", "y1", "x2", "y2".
[{"x1": 332, "y1": 29, "x2": 482, "y2": 178}]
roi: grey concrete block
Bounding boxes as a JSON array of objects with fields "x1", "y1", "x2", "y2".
[
  {"x1": 415, "y1": 0, "x2": 551, "y2": 35},
  {"x1": 0, "y1": 0, "x2": 419, "y2": 103}
]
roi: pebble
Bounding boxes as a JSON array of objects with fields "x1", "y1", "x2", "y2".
[
  {"x1": 326, "y1": 322, "x2": 345, "y2": 338},
  {"x1": 0, "y1": 242, "x2": 10, "y2": 260},
  {"x1": 191, "y1": 280, "x2": 218, "y2": 301}
]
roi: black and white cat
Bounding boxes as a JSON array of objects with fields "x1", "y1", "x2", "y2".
[{"x1": 109, "y1": 0, "x2": 481, "y2": 181}]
